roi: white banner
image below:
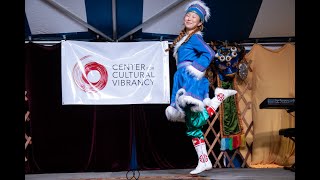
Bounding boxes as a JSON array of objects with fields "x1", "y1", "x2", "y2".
[{"x1": 61, "y1": 40, "x2": 170, "y2": 105}]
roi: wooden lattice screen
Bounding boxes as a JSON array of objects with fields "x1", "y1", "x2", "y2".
[
  {"x1": 25, "y1": 91, "x2": 32, "y2": 162},
  {"x1": 204, "y1": 59, "x2": 253, "y2": 168}
]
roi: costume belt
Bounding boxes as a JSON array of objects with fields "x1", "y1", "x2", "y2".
[{"x1": 177, "y1": 60, "x2": 192, "y2": 69}]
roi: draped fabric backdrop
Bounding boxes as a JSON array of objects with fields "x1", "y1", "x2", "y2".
[
  {"x1": 24, "y1": 42, "x2": 203, "y2": 173},
  {"x1": 245, "y1": 43, "x2": 295, "y2": 166}
]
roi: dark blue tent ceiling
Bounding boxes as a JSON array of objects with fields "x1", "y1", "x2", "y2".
[{"x1": 25, "y1": 0, "x2": 295, "y2": 43}]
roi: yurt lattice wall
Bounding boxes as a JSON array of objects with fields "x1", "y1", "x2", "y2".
[
  {"x1": 25, "y1": 91, "x2": 32, "y2": 162},
  {"x1": 204, "y1": 59, "x2": 253, "y2": 168}
]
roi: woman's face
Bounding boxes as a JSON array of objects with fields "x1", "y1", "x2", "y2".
[{"x1": 184, "y1": 12, "x2": 202, "y2": 32}]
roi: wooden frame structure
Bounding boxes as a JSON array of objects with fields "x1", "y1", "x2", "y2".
[
  {"x1": 25, "y1": 91, "x2": 32, "y2": 162},
  {"x1": 204, "y1": 59, "x2": 254, "y2": 168}
]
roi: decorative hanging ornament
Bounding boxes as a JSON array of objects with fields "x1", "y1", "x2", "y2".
[{"x1": 238, "y1": 61, "x2": 249, "y2": 80}]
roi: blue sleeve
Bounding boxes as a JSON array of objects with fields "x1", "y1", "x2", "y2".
[{"x1": 190, "y1": 34, "x2": 215, "y2": 72}]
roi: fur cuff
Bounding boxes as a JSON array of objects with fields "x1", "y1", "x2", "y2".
[
  {"x1": 186, "y1": 65, "x2": 205, "y2": 80},
  {"x1": 178, "y1": 95, "x2": 205, "y2": 112},
  {"x1": 165, "y1": 106, "x2": 185, "y2": 122}
]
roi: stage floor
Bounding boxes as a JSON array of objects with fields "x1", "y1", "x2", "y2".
[{"x1": 25, "y1": 168, "x2": 295, "y2": 180}]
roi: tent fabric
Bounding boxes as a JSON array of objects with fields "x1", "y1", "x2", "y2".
[
  {"x1": 25, "y1": 0, "x2": 295, "y2": 42},
  {"x1": 244, "y1": 43, "x2": 295, "y2": 166}
]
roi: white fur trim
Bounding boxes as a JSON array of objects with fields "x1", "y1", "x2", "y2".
[
  {"x1": 186, "y1": 65, "x2": 205, "y2": 80},
  {"x1": 175, "y1": 88, "x2": 186, "y2": 113},
  {"x1": 186, "y1": 0, "x2": 211, "y2": 22},
  {"x1": 178, "y1": 95, "x2": 205, "y2": 112},
  {"x1": 173, "y1": 31, "x2": 203, "y2": 62},
  {"x1": 165, "y1": 106, "x2": 185, "y2": 122},
  {"x1": 173, "y1": 34, "x2": 188, "y2": 62}
]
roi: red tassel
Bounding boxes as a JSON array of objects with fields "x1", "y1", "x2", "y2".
[{"x1": 232, "y1": 135, "x2": 240, "y2": 149}]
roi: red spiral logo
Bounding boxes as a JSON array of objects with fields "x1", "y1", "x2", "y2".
[{"x1": 72, "y1": 57, "x2": 108, "y2": 93}]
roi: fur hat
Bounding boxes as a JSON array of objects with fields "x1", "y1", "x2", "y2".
[{"x1": 185, "y1": 0, "x2": 211, "y2": 22}]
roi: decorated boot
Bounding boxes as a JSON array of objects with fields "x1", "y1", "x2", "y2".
[
  {"x1": 190, "y1": 138, "x2": 212, "y2": 175},
  {"x1": 204, "y1": 87, "x2": 237, "y2": 117}
]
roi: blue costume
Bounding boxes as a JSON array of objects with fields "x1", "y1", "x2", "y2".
[
  {"x1": 166, "y1": 32, "x2": 215, "y2": 139},
  {"x1": 172, "y1": 32, "x2": 215, "y2": 106},
  {"x1": 165, "y1": 0, "x2": 238, "y2": 175}
]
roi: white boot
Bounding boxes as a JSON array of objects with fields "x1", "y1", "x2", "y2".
[
  {"x1": 190, "y1": 138, "x2": 212, "y2": 175},
  {"x1": 204, "y1": 87, "x2": 237, "y2": 117}
]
